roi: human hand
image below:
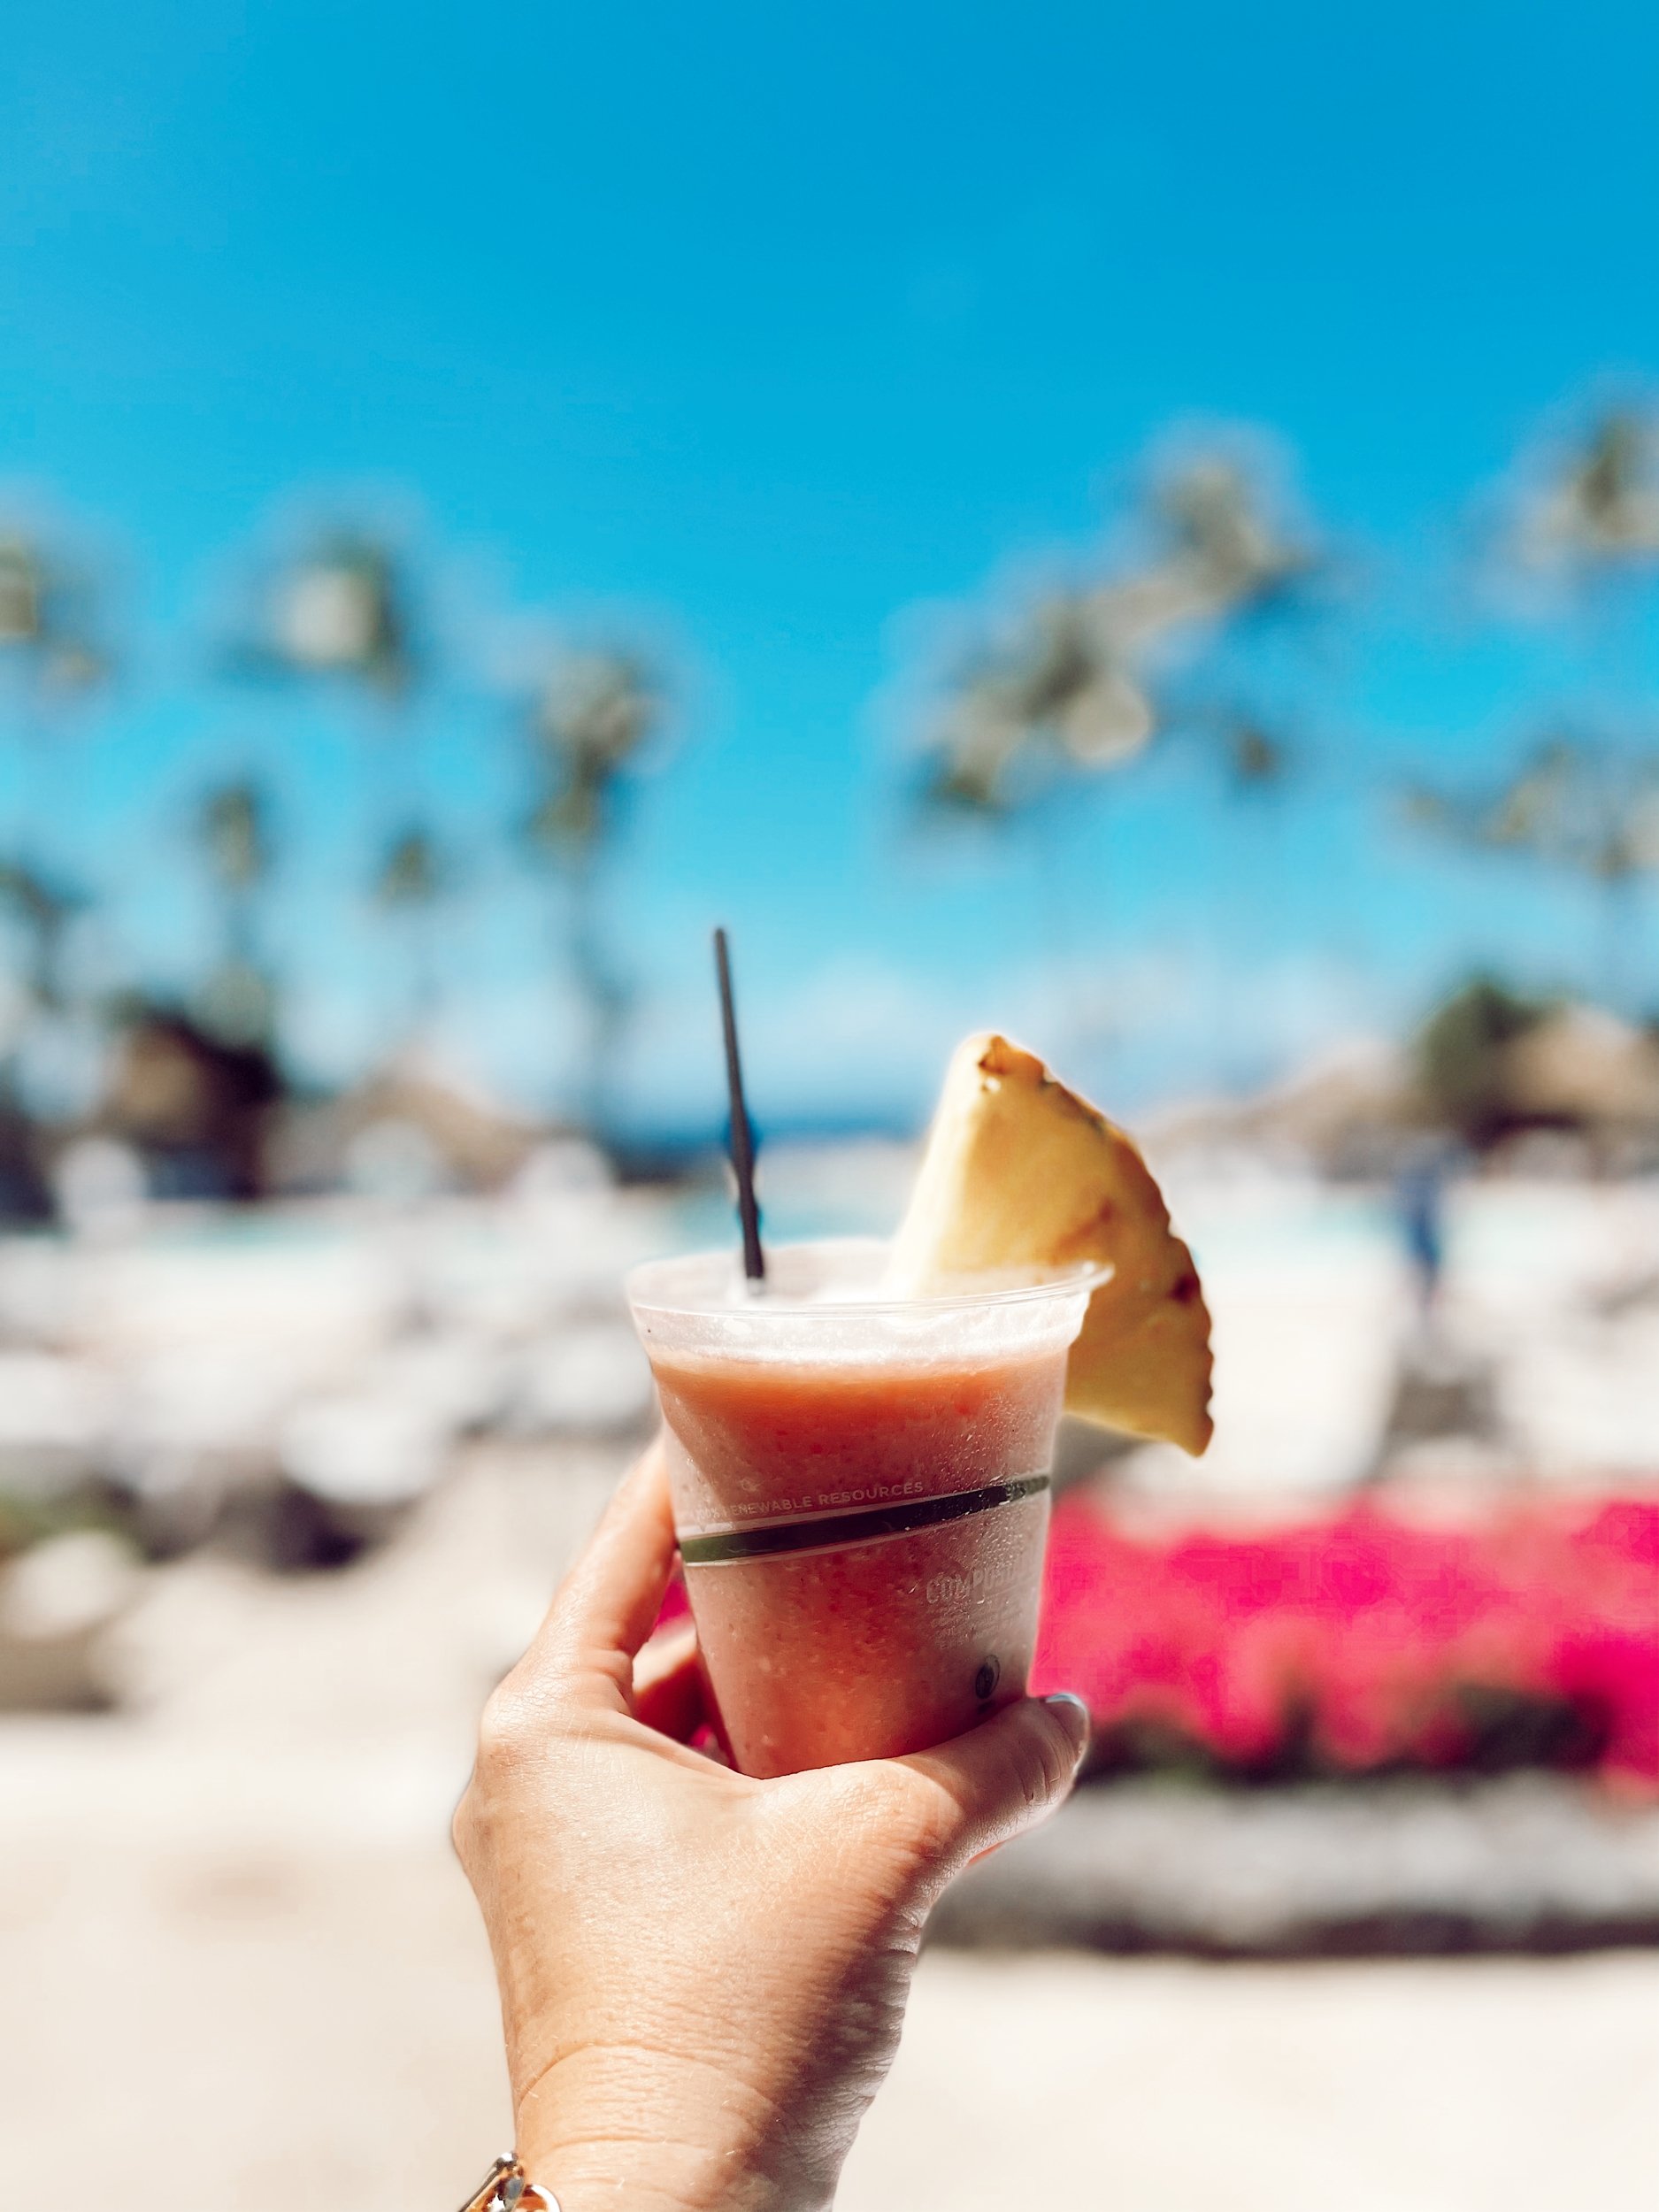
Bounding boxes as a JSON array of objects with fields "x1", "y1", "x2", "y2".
[{"x1": 453, "y1": 1440, "x2": 1087, "y2": 2212}]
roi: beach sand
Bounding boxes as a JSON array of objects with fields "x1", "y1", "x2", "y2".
[{"x1": 4, "y1": 1439, "x2": 1655, "y2": 2209}]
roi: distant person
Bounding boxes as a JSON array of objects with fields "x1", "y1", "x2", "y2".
[
  {"x1": 1395, "y1": 1137, "x2": 1452, "y2": 1319},
  {"x1": 451, "y1": 1441, "x2": 1087, "y2": 2212}
]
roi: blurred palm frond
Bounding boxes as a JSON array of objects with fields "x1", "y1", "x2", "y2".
[
  {"x1": 1225, "y1": 719, "x2": 1291, "y2": 789},
  {"x1": 524, "y1": 648, "x2": 663, "y2": 857},
  {"x1": 198, "y1": 780, "x2": 273, "y2": 894},
  {"x1": 1504, "y1": 407, "x2": 1659, "y2": 573},
  {"x1": 923, "y1": 444, "x2": 1319, "y2": 815},
  {"x1": 227, "y1": 529, "x2": 416, "y2": 697},
  {"x1": 1407, "y1": 734, "x2": 1659, "y2": 889},
  {"x1": 0, "y1": 527, "x2": 113, "y2": 697},
  {"x1": 373, "y1": 826, "x2": 448, "y2": 911},
  {"x1": 0, "y1": 856, "x2": 86, "y2": 1007}
]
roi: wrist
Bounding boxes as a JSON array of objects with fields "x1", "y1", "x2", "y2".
[
  {"x1": 518, "y1": 2143, "x2": 762, "y2": 2212},
  {"x1": 515, "y1": 2046, "x2": 811, "y2": 2212}
]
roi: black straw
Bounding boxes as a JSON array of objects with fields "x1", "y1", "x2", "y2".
[{"x1": 713, "y1": 926, "x2": 765, "y2": 1283}]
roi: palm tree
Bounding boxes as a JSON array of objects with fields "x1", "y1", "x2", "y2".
[
  {"x1": 520, "y1": 647, "x2": 662, "y2": 1136},
  {"x1": 228, "y1": 527, "x2": 414, "y2": 697},
  {"x1": 0, "y1": 522, "x2": 111, "y2": 898},
  {"x1": 194, "y1": 778, "x2": 278, "y2": 1047},
  {"x1": 923, "y1": 447, "x2": 1314, "y2": 814},
  {"x1": 221, "y1": 517, "x2": 438, "y2": 1053},
  {"x1": 0, "y1": 521, "x2": 111, "y2": 1126},
  {"x1": 0, "y1": 856, "x2": 83, "y2": 1013},
  {"x1": 1404, "y1": 736, "x2": 1659, "y2": 1010},
  {"x1": 1489, "y1": 401, "x2": 1659, "y2": 722},
  {"x1": 371, "y1": 823, "x2": 450, "y2": 1034},
  {"x1": 1505, "y1": 407, "x2": 1659, "y2": 574},
  {"x1": 926, "y1": 595, "x2": 1156, "y2": 815},
  {"x1": 1432, "y1": 399, "x2": 1659, "y2": 1010},
  {"x1": 0, "y1": 528, "x2": 110, "y2": 700},
  {"x1": 916, "y1": 443, "x2": 1321, "y2": 1078}
]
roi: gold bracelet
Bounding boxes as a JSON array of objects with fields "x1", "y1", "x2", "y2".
[{"x1": 455, "y1": 2153, "x2": 560, "y2": 2212}]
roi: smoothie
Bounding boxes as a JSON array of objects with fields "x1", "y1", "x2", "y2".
[{"x1": 628, "y1": 1239, "x2": 1095, "y2": 1778}]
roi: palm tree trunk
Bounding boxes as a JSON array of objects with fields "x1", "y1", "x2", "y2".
[
  {"x1": 566, "y1": 849, "x2": 627, "y2": 1140},
  {"x1": 1597, "y1": 869, "x2": 1637, "y2": 1017}
]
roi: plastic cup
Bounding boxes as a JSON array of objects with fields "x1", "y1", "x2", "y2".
[{"x1": 626, "y1": 1236, "x2": 1099, "y2": 1777}]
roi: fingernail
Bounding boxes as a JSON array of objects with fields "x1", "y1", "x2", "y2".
[
  {"x1": 1041, "y1": 1691, "x2": 1088, "y2": 1718},
  {"x1": 1041, "y1": 1691, "x2": 1091, "y2": 1756}
]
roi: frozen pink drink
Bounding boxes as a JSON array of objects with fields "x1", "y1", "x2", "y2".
[{"x1": 628, "y1": 1239, "x2": 1094, "y2": 1778}]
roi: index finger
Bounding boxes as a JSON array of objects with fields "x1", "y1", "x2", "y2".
[{"x1": 528, "y1": 1438, "x2": 680, "y2": 1706}]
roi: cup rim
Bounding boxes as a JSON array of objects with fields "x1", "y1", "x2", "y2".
[{"x1": 626, "y1": 1233, "x2": 1111, "y2": 1319}]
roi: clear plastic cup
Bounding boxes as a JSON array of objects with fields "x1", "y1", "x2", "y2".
[{"x1": 626, "y1": 1236, "x2": 1099, "y2": 1777}]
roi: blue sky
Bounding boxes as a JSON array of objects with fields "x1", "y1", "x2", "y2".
[{"x1": 4, "y1": 2, "x2": 1658, "y2": 1132}]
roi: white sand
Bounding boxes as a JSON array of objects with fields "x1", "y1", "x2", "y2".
[{"x1": 4, "y1": 1442, "x2": 1656, "y2": 2209}]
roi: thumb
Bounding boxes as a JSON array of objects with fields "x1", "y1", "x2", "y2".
[{"x1": 891, "y1": 1692, "x2": 1089, "y2": 1889}]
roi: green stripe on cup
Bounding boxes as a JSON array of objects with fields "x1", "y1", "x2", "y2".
[{"x1": 677, "y1": 1473, "x2": 1051, "y2": 1566}]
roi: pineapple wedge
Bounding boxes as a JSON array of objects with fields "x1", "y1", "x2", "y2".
[{"x1": 888, "y1": 1032, "x2": 1213, "y2": 1455}]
